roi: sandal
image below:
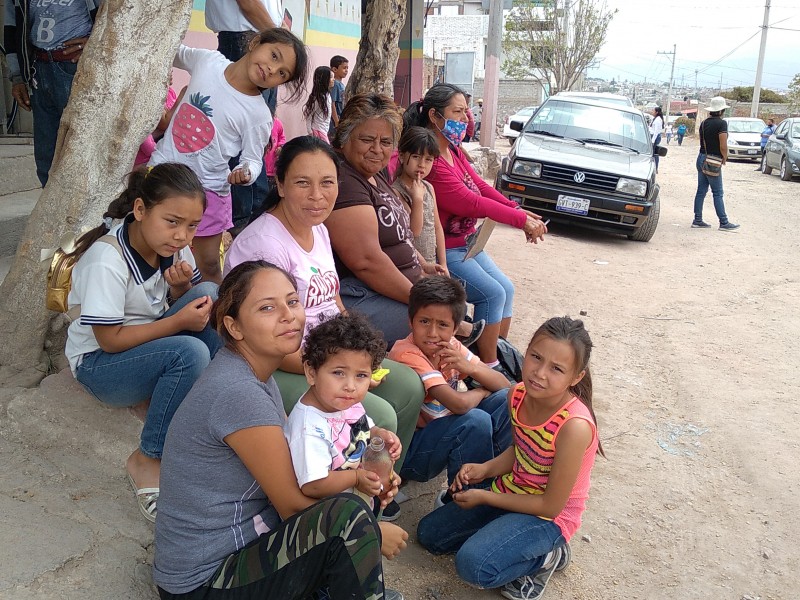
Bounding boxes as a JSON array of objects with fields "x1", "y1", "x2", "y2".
[{"x1": 127, "y1": 472, "x2": 158, "y2": 523}]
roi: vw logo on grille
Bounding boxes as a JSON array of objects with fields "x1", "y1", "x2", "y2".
[{"x1": 573, "y1": 171, "x2": 586, "y2": 183}]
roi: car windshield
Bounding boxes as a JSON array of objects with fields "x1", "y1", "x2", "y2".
[
  {"x1": 517, "y1": 107, "x2": 536, "y2": 117},
  {"x1": 524, "y1": 100, "x2": 650, "y2": 153},
  {"x1": 727, "y1": 120, "x2": 766, "y2": 133},
  {"x1": 569, "y1": 95, "x2": 630, "y2": 107}
]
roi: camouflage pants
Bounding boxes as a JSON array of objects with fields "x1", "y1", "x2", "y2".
[{"x1": 158, "y1": 494, "x2": 385, "y2": 600}]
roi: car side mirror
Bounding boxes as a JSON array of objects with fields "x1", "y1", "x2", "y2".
[
  {"x1": 776, "y1": 133, "x2": 786, "y2": 140},
  {"x1": 510, "y1": 121, "x2": 523, "y2": 132},
  {"x1": 655, "y1": 145, "x2": 668, "y2": 157}
]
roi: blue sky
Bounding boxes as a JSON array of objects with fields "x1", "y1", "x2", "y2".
[{"x1": 589, "y1": 0, "x2": 799, "y2": 91}]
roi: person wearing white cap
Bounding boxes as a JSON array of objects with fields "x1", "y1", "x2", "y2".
[
  {"x1": 472, "y1": 98, "x2": 483, "y2": 135},
  {"x1": 692, "y1": 96, "x2": 740, "y2": 231}
]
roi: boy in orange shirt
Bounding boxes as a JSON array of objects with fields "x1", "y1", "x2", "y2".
[{"x1": 389, "y1": 276, "x2": 511, "y2": 505}]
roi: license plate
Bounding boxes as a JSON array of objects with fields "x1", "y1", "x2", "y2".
[
  {"x1": 747, "y1": 149, "x2": 759, "y2": 155},
  {"x1": 556, "y1": 195, "x2": 590, "y2": 215}
]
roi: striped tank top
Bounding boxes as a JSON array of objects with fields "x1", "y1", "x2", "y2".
[{"x1": 491, "y1": 383, "x2": 598, "y2": 541}]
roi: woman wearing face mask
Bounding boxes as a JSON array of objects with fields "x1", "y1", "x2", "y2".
[{"x1": 403, "y1": 85, "x2": 547, "y2": 369}]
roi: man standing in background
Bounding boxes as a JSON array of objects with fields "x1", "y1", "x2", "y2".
[
  {"x1": 464, "y1": 93, "x2": 475, "y2": 142},
  {"x1": 472, "y1": 98, "x2": 483, "y2": 138},
  {"x1": 757, "y1": 118, "x2": 776, "y2": 171},
  {"x1": 204, "y1": 0, "x2": 277, "y2": 232},
  {"x1": 327, "y1": 55, "x2": 348, "y2": 138},
  {"x1": 5, "y1": 0, "x2": 100, "y2": 187}
]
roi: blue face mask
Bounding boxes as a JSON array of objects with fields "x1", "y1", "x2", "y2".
[{"x1": 438, "y1": 114, "x2": 467, "y2": 146}]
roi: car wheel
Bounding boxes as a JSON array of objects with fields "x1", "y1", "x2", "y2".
[
  {"x1": 628, "y1": 195, "x2": 660, "y2": 242},
  {"x1": 761, "y1": 153, "x2": 773, "y2": 175},
  {"x1": 780, "y1": 156, "x2": 793, "y2": 181}
]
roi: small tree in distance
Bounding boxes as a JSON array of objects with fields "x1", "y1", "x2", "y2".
[
  {"x1": 502, "y1": 0, "x2": 616, "y2": 94},
  {"x1": 787, "y1": 74, "x2": 800, "y2": 114}
]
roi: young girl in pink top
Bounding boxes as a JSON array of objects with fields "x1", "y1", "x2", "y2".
[{"x1": 417, "y1": 316, "x2": 603, "y2": 600}]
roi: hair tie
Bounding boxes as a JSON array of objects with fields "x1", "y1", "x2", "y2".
[
  {"x1": 103, "y1": 216, "x2": 113, "y2": 230},
  {"x1": 145, "y1": 165, "x2": 154, "y2": 178}
]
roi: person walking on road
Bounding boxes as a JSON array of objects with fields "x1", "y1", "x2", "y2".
[
  {"x1": 692, "y1": 97, "x2": 739, "y2": 232},
  {"x1": 676, "y1": 123, "x2": 687, "y2": 146},
  {"x1": 757, "y1": 118, "x2": 776, "y2": 171}
]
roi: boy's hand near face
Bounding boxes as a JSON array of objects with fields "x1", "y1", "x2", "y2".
[{"x1": 435, "y1": 341, "x2": 475, "y2": 376}]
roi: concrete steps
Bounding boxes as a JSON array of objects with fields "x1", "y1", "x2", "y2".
[{"x1": 0, "y1": 139, "x2": 40, "y2": 284}]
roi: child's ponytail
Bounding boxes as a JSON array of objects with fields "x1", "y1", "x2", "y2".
[
  {"x1": 304, "y1": 66, "x2": 332, "y2": 121},
  {"x1": 69, "y1": 163, "x2": 205, "y2": 262},
  {"x1": 532, "y1": 316, "x2": 605, "y2": 457}
]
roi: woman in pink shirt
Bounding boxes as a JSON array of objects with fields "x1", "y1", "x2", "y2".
[
  {"x1": 224, "y1": 135, "x2": 424, "y2": 475},
  {"x1": 403, "y1": 84, "x2": 547, "y2": 367}
]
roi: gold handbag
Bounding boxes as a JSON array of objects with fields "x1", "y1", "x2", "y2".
[
  {"x1": 45, "y1": 234, "x2": 123, "y2": 316},
  {"x1": 46, "y1": 248, "x2": 76, "y2": 313}
]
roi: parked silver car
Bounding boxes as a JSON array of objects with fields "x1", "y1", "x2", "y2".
[
  {"x1": 497, "y1": 96, "x2": 667, "y2": 241},
  {"x1": 761, "y1": 117, "x2": 800, "y2": 181}
]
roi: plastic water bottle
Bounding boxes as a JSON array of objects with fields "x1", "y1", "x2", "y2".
[{"x1": 361, "y1": 436, "x2": 393, "y2": 493}]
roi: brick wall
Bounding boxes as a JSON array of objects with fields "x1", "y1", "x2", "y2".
[{"x1": 472, "y1": 78, "x2": 544, "y2": 130}]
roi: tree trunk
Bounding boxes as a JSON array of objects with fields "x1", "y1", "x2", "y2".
[
  {"x1": 345, "y1": 0, "x2": 407, "y2": 99},
  {"x1": 0, "y1": 0, "x2": 192, "y2": 383}
]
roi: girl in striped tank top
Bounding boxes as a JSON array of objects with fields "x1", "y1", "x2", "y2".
[{"x1": 417, "y1": 317, "x2": 603, "y2": 600}]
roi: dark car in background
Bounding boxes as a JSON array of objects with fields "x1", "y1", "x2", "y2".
[
  {"x1": 496, "y1": 96, "x2": 666, "y2": 242},
  {"x1": 761, "y1": 117, "x2": 800, "y2": 181}
]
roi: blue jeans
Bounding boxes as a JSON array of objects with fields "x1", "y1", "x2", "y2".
[
  {"x1": 31, "y1": 60, "x2": 78, "y2": 187},
  {"x1": 445, "y1": 248, "x2": 514, "y2": 325},
  {"x1": 339, "y1": 276, "x2": 410, "y2": 348},
  {"x1": 693, "y1": 153, "x2": 729, "y2": 224},
  {"x1": 400, "y1": 389, "x2": 512, "y2": 485},
  {"x1": 417, "y1": 501, "x2": 565, "y2": 588},
  {"x1": 216, "y1": 31, "x2": 275, "y2": 230},
  {"x1": 75, "y1": 283, "x2": 222, "y2": 458}
]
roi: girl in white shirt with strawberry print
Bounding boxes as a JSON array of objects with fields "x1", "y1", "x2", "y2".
[{"x1": 150, "y1": 28, "x2": 309, "y2": 284}]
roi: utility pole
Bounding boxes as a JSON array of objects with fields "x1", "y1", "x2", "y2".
[
  {"x1": 657, "y1": 45, "x2": 676, "y2": 119},
  {"x1": 480, "y1": 0, "x2": 503, "y2": 148},
  {"x1": 751, "y1": 0, "x2": 771, "y2": 118},
  {"x1": 561, "y1": 0, "x2": 570, "y2": 91},
  {"x1": 694, "y1": 69, "x2": 698, "y2": 102}
]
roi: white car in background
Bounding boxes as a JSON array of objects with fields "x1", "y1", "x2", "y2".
[
  {"x1": 724, "y1": 117, "x2": 767, "y2": 161},
  {"x1": 554, "y1": 91, "x2": 634, "y2": 108},
  {"x1": 503, "y1": 106, "x2": 539, "y2": 140}
]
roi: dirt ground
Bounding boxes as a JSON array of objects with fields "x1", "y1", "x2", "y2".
[
  {"x1": 2, "y1": 135, "x2": 798, "y2": 600},
  {"x1": 383, "y1": 136, "x2": 800, "y2": 600}
]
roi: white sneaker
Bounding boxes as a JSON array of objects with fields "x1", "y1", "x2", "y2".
[
  {"x1": 433, "y1": 490, "x2": 448, "y2": 510},
  {"x1": 500, "y1": 547, "x2": 561, "y2": 600}
]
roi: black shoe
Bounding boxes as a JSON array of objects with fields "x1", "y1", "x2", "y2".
[
  {"x1": 456, "y1": 319, "x2": 485, "y2": 347},
  {"x1": 380, "y1": 500, "x2": 401, "y2": 522},
  {"x1": 719, "y1": 222, "x2": 740, "y2": 232},
  {"x1": 691, "y1": 220, "x2": 711, "y2": 228}
]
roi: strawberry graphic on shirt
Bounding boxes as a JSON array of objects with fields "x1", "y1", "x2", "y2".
[
  {"x1": 172, "y1": 93, "x2": 215, "y2": 153},
  {"x1": 306, "y1": 266, "x2": 339, "y2": 308}
]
